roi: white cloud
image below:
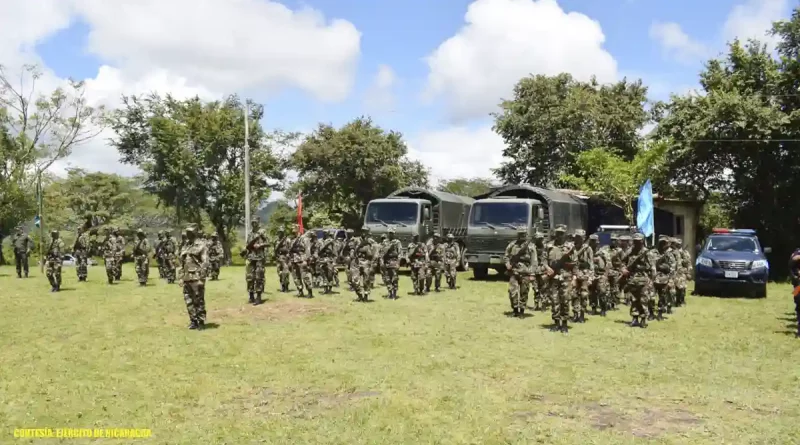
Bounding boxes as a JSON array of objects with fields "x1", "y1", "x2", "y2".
[
  {"x1": 423, "y1": 0, "x2": 617, "y2": 121},
  {"x1": 649, "y1": 22, "x2": 709, "y2": 63},
  {"x1": 408, "y1": 125, "x2": 506, "y2": 182},
  {"x1": 363, "y1": 64, "x2": 397, "y2": 112},
  {"x1": 723, "y1": 0, "x2": 788, "y2": 48}
]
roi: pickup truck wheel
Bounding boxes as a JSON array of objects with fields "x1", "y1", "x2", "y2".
[{"x1": 472, "y1": 265, "x2": 488, "y2": 280}]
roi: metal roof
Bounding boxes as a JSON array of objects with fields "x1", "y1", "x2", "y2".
[
  {"x1": 474, "y1": 184, "x2": 584, "y2": 206},
  {"x1": 388, "y1": 187, "x2": 475, "y2": 205}
]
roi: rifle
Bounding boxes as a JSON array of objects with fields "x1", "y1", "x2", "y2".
[
  {"x1": 240, "y1": 232, "x2": 264, "y2": 258},
  {"x1": 622, "y1": 248, "x2": 649, "y2": 278}
]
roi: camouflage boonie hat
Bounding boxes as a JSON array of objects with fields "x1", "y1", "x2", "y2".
[
  {"x1": 670, "y1": 237, "x2": 681, "y2": 244},
  {"x1": 157, "y1": 230, "x2": 164, "y2": 236},
  {"x1": 619, "y1": 235, "x2": 631, "y2": 241},
  {"x1": 516, "y1": 227, "x2": 527, "y2": 235},
  {"x1": 346, "y1": 228, "x2": 353, "y2": 234},
  {"x1": 610, "y1": 233, "x2": 619, "y2": 240},
  {"x1": 251, "y1": 217, "x2": 259, "y2": 223},
  {"x1": 136, "y1": 228, "x2": 144, "y2": 234},
  {"x1": 447, "y1": 233, "x2": 455, "y2": 239},
  {"x1": 361, "y1": 226, "x2": 370, "y2": 233},
  {"x1": 589, "y1": 234, "x2": 599, "y2": 241},
  {"x1": 433, "y1": 232, "x2": 441, "y2": 237},
  {"x1": 380, "y1": 234, "x2": 387, "y2": 239},
  {"x1": 387, "y1": 227, "x2": 396, "y2": 234},
  {"x1": 185, "y1": 226, "x2": 195, "y2": 233},
  {"x1": 658, "y1": 234, "x2": 669, "y2": 242},
  {"x1": 211, "y1": 233, "x2": 218, "y2": 238},
  {"x1": 632, "y1": 233, "x2": 644, "y2": 241},
  {"x1": 554, "y1": 224, "x2": 567, "y2": 233},
  {"x1": 51, "y1": 229, "x2": 58, "y2": 234},
  {"x1": 573, "y1": 229, "x2": 586, "y2": 238},
  {"x1": 277, "y1": 227, "x2": 285, "y2": 233},
  {"x1": 533, "y1": 232, "x2": 545, "y2": 239}
]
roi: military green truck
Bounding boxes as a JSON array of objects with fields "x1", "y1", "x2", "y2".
[
  {"x1": 362, "y1": 187, "x2": 474, "y2": 270},
  {"x1": 465, "y1": 185, "x2": 587, "y2": 279}
]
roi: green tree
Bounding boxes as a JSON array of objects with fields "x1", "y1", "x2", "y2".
[
  {"x1": 492, "y1": 74, "x2": 650, "y2": 186},
  {"x1": 560, "y1": 142, "x2": 669, "y2": 225},
  {"x1": 108, "y1": 94, "x2": 287, "y2": 261},
  {"x1": 437, "y1": 177, "x2": 497, "y2": 197},
  {"x1": 291, "y1": 117, "x2": 429, "y2": 229}
]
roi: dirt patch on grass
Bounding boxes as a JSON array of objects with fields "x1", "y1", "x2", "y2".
[
  {"x1": 213, "y1": 299, "x2": 335, "y2": 323},
  {"x1": 218, "y1": 388, "x2": 382, "y2": 419},
  {"x1": 584, "y1": 403, "x2": 703, "y2": 438}
]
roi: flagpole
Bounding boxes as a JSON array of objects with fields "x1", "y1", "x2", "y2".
[
  {"x1": 244, "y1": 101, "x2": 251, "y2": 242},
  {"x1": 37, "y1": 171, "x2": 44, "y2": 272}
]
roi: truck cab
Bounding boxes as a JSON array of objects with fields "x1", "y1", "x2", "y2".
[{"x1": 694, "y1": 228, "x2": 771, "y2": 298}]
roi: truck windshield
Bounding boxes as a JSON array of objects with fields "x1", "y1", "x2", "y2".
[
  {"x1": 705, "y1": 236, "x2": 759, "y2": 252},
  {"x1": 470, "y1": 202, "x2": 530, "y2": 227},
  {"x1": 365, "y1": 202, "x2": 419, "y2": 225}
]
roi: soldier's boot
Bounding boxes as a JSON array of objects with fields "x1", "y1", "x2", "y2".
[
  {"x1": 666, "y1": 304, "x2": 673, "y2": 314},
  {"x1": 17, "y1": 272, "x2": 21, "y2": 278},
  {"x1": 640, "y1": 317, "x2": 648, "y2": 328},
  {"x1": 518, "y1": 307, "x2": 525, "y2": 318},
  {"x1": 248, "y1": 292, "x2": 255, "y2": 304},
  {"x1": 512, "y1": 307, "x2": 519, "y2": 317},
  {"x1": 307, "y1": 289, "x2": 314, "y2": 299},
  {"x1": 549, "y1": 320, "x2": 560, "y2": 332},
  {"x1": 579, "y1": 311, "x2": 586, "y2": 323},
  {"x1": 189, "y1": 320, "x2": 198, "y2": 330},
  {"x1": 254, "y1": 294, "x2": 263, "y2": 305},
  {"x1": 560, "y1": 320, "x2": 569, "y2": 334},
  {"x1": 296, "y1": 289, "x2": 304, "y2": 298},
  {"x1": 197, "y1": 320, "x2": 205, "y2": 330},
  {"x1": 631, "y1": 317, "x2": 639, "y2": 327}
]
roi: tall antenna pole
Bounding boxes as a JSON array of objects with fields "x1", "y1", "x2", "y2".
[{"x1": 244, "y1": 101, "x2": 251, "y2": 242}]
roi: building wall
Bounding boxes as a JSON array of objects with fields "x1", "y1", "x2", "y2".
[{"x1": 655, "y1": 201, "x2": 700, "y2": 265}]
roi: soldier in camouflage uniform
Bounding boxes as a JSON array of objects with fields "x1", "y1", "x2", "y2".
[
  {"x1": 622, "y1": 233, "x2": 653, "y2": 327},
  {"x1": 155, "y1": 231, "x2": 165, "y2": 279},
  {"x1": 162, "y1": 232, "x2": 177, "y2": 283},
  {"x1": 133, "y1": 229, "x2": 151, "y2": 286},
  {"x1": 243, "y1": 219, "x2": 268, "y2": 305},
  {"x1": 407, "y1": 234, "x2": 428, "y2": 295},
  {"x1": 618, "y1": 234, "x2": 633, "y2": 305},
  {"x1": 532, "y1": 232, "x2": 548, "y2": 311},
  {"x1": 317, "y1": 230, "x2": 338, "y2": 294},
  {"x1": 206, "y1": 234, "x2": 223, "y2": 280},
  {"x1": 646, "y1": 244, "x2": 660, "y2": 319},
  {"x1": 73, "y1": 227, "x2": 90, "y2": 282},
  {"x1": 307, "y1": 233, "x2": 321, "y2": 288},
  {"x1": 12, "y1": 227, "x2": 34, "y2": 278},
  {"x1": 382, "y1": 227, "x2": 403, "y2": 299},
  {"x1": 426, "y1": 233, "x2": 445, "y2": 292},
  {"x1": 45, "y1": 230, "x2": 64, "y2": 292},
  {"x1": 340, "y1": 230, "x2": 357, "y2": 290},
  {"x1": 330, "y1": 230, "x2": 341, "y2": 288},
  {"x1": 571, "y1": 229, "x2": 594, "y2": 323},
  {"x1": 504, "y1": 228, "x2": 536, "y2": 317},
  {"x1": 178, "y1": 226, "x2": 209, "y2": 330},
  {"x1": 102, "y1": 228, "x2": 118, "y2": 284},
  {"x1": 444, "y1": 233, "x2": 461, "y2": 290},
  {"x1": 352, "y1": 227, "x2": 377, "y2": 302},
  {"x1": 289, "y1": 229, "x2": 314, "y2": 298},
  {"x1": 607, "y1": 234, "x2": 623, "y2": 310},
  {"x1": 377, "y1": 234, "x2": 390, "y2": 287},
  {"x1": 653, "y1": 235, "x2": 676, "y2": 319},
  {"x1": 589, "y1": 234, "x2": 610, "y2": 316},
  {"x1": 364, "y1": 230, "x2": 379, "y2": 292},
  {"x1": 544, "y1": 224, "x2": 573, "y2": 333},
  {"x1": 273, "y1": 228, "x2": 292, "y2": 292},
  {"x1": 113, "y1": 227, "x2": 126, "y2": 280},
  {"x1": 671, "y1": 238, "x2": 689, "y2": 307}
]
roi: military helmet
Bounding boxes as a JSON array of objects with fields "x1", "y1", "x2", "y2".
[
  {"x1": 573, "y1": 229, "x2": 586, "y2": 238},
  {"x1": 554, "y1": 224, "x2": 567, "y2": 233},
  {"x1": 51, "y1": 229, "x2": 58, "y2": 235},
  {"x1": 658, "y1": 234, "x2": 669, "y2": 242},
  {"x1": 136, "y1": 228, "x2": 145, "y2": 235},
  {"x1": 670, "y1": 237, "x2": 681, "y2": 245},
  {"x1": 157, "y1": 230, "x2": 164, "y2": 236},
  {"x1": 447, "y1": 233, "x2": 455, "y2": 239},
  {"x1": 251, "y1": 217, "x2": 259, "y2": 224},
  {"x1": 380, "y1": 234, "x2": 387, "y2": 239},
  {"x1": 387, "y1": 227, "x2": 396, "y2": 234},
  {"x1": 589, "y1": 233, "x2": 599, "y2": 241},
  {"x1": 632, "y1": 233, "x2": 644, "y2": 241}
]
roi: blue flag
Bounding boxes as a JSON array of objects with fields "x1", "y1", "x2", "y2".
[{"x1": 637, "y1": 180, "x2": 654, "y2": 237}]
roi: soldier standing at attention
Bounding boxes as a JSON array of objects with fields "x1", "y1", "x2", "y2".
[
  {"x1": 653, "y1": 235, "x2": 676, "y2": 320},
  {"x1": 363, "y1": 229, "x2": 379, "y2": 292},
  {"x1": 382, "y1": 227, "x2": 403, "y2": 299},
  {"x1": 273, "y1": 228, "x2": 291, "y2": 292},
  {"x1": 178, "y1": 227, "x2": 209, "y2": 330},
  {"x1": 352, "y1": 227, "x2": 377, "y2": 302},
  {"x1": 340, "y1": 230, "x2": 357, "y2": 290},
  {"x1": 45, "y1": 230, "x2": 64, "y2": 292},
  {"x1": 607, "y1": 234, "x2": 623, "y2": 310},
  {"x1": 618, "y1": 234, "x2": 633, "y2": 305},
  {"x1": 330, "y1": 230, "x2": 342, "y2": 288},
  {"x1": 426, "y1": 233, "x2": 446, "y2": 292},
  {"x1": 571, "y1": 230, "x2": 593, "y2": 323},
  {"x1": 504, "y1": 228, "x2": 536, "y2": 317},
  {"x1": 317, "y1": 230, "x2": 338, "y2": 294},
  {"x1": 444, "y1": 233, "x2": 461, "y2": 290},
  {"x1": 407, "y1": 234, "x2": 428, "y2": 295},
  {"x1": 113, "y1": 227, "x2": 126, "y2": 280},
  {"x1": 532, "y1": 232, "x2": 548, "y2": 311},
  {"x1": 163, "y1": 232, "x2": 177, "y2": 284},
  {"x1": 589, "y1": 234, "x2": 610, "y2": 316},
  {"x1": 207, "y1": 234, "x2": 223, "y2": 280},
  {"x1": 73, "y1": 227, "x2": 90, "y2": 282},
  {"x1": 289, "y1": 227, "x2": 313, "y2": 298},
  {"x1": 671, "y1": 238, "x2": 689, "y2": 307},
  {"x1": 378, "y1": 233, "x2": 390, "y2": 287},
  {"x1": 13, "y1": 227, "x2": 34, "y2": 278},
  {"x1": 544, "y1": 225, "x2": 573, "y2": 333},
  {"x1": 243, "y1": 219, "x2": 268, "y2": 305},
  {"x1": 622, "y1": 233, "x2": 653, "y2": 328},
  {"x1": 102, "y1": 227, "x2": 118, "y2": 284},
  {"x1": 154, "y1": 231, "x2": 165, "y2": 279},
  {"x1": 308, "y1": 232, "x2": 321, "y2": 288},
  {"x1": 133, "y1": 229, "x2": 151, "y2": 286}
]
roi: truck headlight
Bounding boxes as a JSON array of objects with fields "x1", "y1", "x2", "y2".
[
  {"x1": 696, "y1": 257, "x2": 712, "y2": 267},
  {"x1": 751, "y1": 260, "x2": 768, "y2": 269}
]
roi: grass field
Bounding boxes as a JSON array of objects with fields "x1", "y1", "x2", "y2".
[{"x1": 1, "y1": 264, "x2": 799, "y2": 444}]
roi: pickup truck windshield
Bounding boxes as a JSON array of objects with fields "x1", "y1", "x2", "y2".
[
  {"x1": 365, "y1": 202, "x2": 418, "y2": 225},
  {"x1": 470, "y1": 202, "x2": 529, "y2": 227},
  {"x1": 705, "y1": 236, "x2": 759, "y2": 252}
]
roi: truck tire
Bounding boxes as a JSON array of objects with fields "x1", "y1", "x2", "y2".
[
  {"x1": 472, "y1": 265, "x2": 489, "y2": 280},
  {"x1": 457, "y1": 246, "x2": 468, "y2": 271}
]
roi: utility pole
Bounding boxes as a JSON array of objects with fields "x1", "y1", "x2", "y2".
[
  {"x1": 37, "y1": 171, "x2": 44, "y2": 272},
  {"x1": 244, "y1": 101, "x2": 251, "y2": 242}
]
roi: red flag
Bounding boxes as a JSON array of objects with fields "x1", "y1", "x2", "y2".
[{"x1": 296, "y1": 193, "x2": 304, "y2": 235}]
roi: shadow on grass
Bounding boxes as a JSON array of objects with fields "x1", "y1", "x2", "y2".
[
  {"x1": 773, "y1": 330, "x2": 798, "y2": 337},
  {"x1": 503, "y1": 311, "x2": 534, "y2": 319},
  {"x1": 202, "y1": 323, "x2": 220, "y2": 330}
]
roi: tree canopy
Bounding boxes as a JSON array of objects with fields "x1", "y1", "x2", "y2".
[{"x1": 437, "y1": 177, "x2": 497, "y2": 198}]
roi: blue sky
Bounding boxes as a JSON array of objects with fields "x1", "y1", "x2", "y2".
[{"x1": 6, "y1": 0, "x2": 793, "y2": 179}]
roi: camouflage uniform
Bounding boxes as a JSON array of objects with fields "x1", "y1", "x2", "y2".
[
  {"x1": 654, "y1": 235, "x2": 676, "y2": 319},
  {"x1": 155, "y1": 232, "x2": 165, "y2": 278},
  {"x1": 273, "y1": 229, "x2": 292, "y2": 292},
  {"x1": 623, "y1": 233, "x2": 653, "y2": 327},
  {"x1": 378, "y1": 234, "x2": 390, "y2": 287},
  {"x1": 178, "y1": 227, "x2": 209, "y2": 329},
  {"x1": 45, "y1": 230, "x2": 64, "y2": 292},
  {"x1": 341, "y1": 231, "x2": 358, "y2": 290},
  {"x1": 426, "y1": 233, "x2": 445, "y2": 292},
  {"x1": 407, "y1": 234, "x2": 428, "y2": 295},
  {"x1": 352, "y1": 228, "x2": 376, "y2": 302},
  {"x1": 607, "y1": 234, "x2": 624, "y2": 309},
  {"x1": 503, "y1": 228, "x2": 536, "y2": 317},
  {"x1": 790, "y1": 250, "x2": 800, "y2": 337},
  {"x1": 102, "y1": 230, "x2": 118, "y2": 284},
  {"x1": 289, "y1": 230, "x2": 314, "y2": 298},
  {"x1": 544, "y1": 224, "x2": 572, "y2": 333},
  {"x1": 207, "y1": 235, "x2": 223, "y2": 280},
  {"x1": 571, "y1": 230, "x2": 594, "y2": 323},
  {"x1": 309, "y1": 236, "x2": 322, "y2": 288},
  {"x1": 646, "y1": 247, "x2": 660, "y2": 319},
  {"x1": 133, "y1": 230, "x2": 151, "y2": 285},
  {"x1": 244, "y1": 220, "x2": 268, "y2": 304},
  {"x1": 672, "y1": 238, "x2": 689, "y2": 307},
  {"x1": 73, "y1": 229, "x2": 90, "y2": 281},
  {"x1": 113, "y1": 229, "x2": 125, "y2": 280},
  {"x1": 12, "y1": 229, "x2": 33, "y2": 278},
  {"x1": 162, "y1": 233, "x2": 177, "y2": 283},
  {"x1": 532, "y1": 232, "x2": 549, "y2": 310},
  {"x1": 382, "y1": 228, "x2": 403, "y2": 299},
  {"x1": 617, "y1": 235, "x2": 633, "y2": 305},
  {"x1": 331, "y1": 230, "x2": 341, "y2": 288},
  {"x1": 590, "y1": 234, "x2": 610, "y2": 316},
  {"x1": 317, "y1": 231, "x2": 339, "y2": 294},
  {"x1": 444, "y1": 234, "x2": 461, "y2": 290}
]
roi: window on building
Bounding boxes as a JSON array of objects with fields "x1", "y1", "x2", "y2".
[{"x1": 675, "y1": 215, "x2": 684, "y2": 236}]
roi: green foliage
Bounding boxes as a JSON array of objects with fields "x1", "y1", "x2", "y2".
[
  {"x1": 492, "y1": 74, "x2": 650, "y2": 186},
  {"x1": 265, "y1": 201, "x2": 297, "y2": 239},
  {"x1": 437, "y1": 177, "x2": 497, "y2": 197},
  {"x1": 698, "y1": 193, "x2": 734, "y2": 238},
  {"x1": 291, "y1": 117, "x2": 429, "y2": 229},
  {"x1": 560, "y1": 142, "x2": 669, "y2": 225},
  {"x1": 108, "y1": 94, "x2": 287, "y2": 261}
]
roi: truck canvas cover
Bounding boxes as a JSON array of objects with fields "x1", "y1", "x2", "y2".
[{"x1": 475, "y1": 185, "x2": 587, "y2": 234}]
